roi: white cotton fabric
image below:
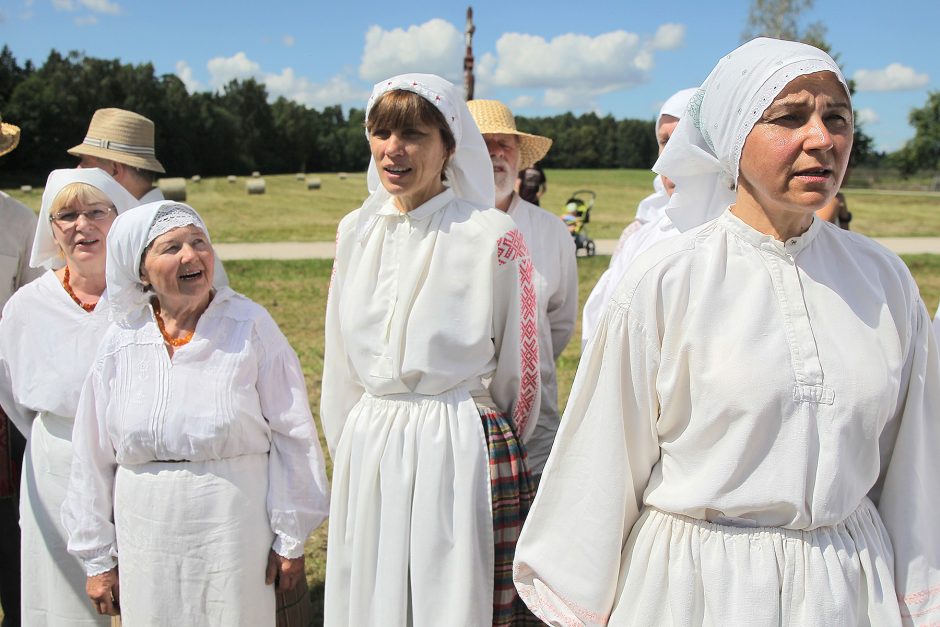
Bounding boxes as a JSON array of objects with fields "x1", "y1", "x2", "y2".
[
  {"x1": 145, "y1": 203, "x2": 206, "y2": 246},
  {"x1": 31, "y1": 168, "x2": 137, "y2": 270},
  {"x1": 0, "y1": 191, "x2": 40, "y2": 305},
  {"x1": 322, "y1": 187, "x2": 540, "y2": 625},
  {"x1": 63, "y1": 286, "x2": 330, "y2": 575},
  {"x1": 655, "y1": 37, "x2": 847, "y2": 233},
  {"x1": 138, "y1": 186, "x2": 165, "y2": 204},
  {"x1": 507, "y1": 194, "x2": 578, "y2": 477},
  {"x1": 515, "y1": 211, "x2": 940, "y2": 625}
]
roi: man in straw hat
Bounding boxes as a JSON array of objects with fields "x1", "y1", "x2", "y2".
[
  {"x1": 468, "y1": 99, "x2": 577, "y2": 485},
  {"x1": 0, "y1": 113, "x2": 42, "y2": 626},
  {"x1": 69, "y1": 107, "x2": 166, "y2": 203}
]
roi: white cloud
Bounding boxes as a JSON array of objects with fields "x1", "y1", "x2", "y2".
[
  {"x1": 853, "y1": 63, "x2": 929, "y2": 92},
  {"x1": 74, "y1": 14, "x2": 97, "y2": 25},
  {"x1": 855, "y1": 107, "x2": 879, "y2": 126},
  {"x1": 652, "y1": 23, "x2": 685, "y2": 50},
  {"x1": 207, "y1": 51, "x2": 262, "y2": 89},
  {"x1": 80, "y1": 0, "x2": 120, "y2": 14},
  {"x1": 359, "y1": 19, "x2": 463, "y2": 82},
  {"x1": 52, "y1": 0, "x2": 75, "y2": 10},
  {"x1": 282, "y1": 34, "x2": 295, "y2": 47},
  {"x1": 510, "y1": 95, "x2": 536, "y2": 109},
  {"x1": 175, "y1": 60, "x2": 201, "y2": 93}
]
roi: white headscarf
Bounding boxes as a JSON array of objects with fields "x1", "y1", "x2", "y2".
[
  {"x1": 357, "y1": 73, "x2": 495, "y2": 241},
  {"x1": 654, "y1": 37, "x2": 848, "y2": 232},
  {"x1": 31, "y1": 168, "x2": 138, "y2": 269},
  {"x1": 636, "y1": 87, "x2": 699, "y2": 223},
  {"x1": 106, "y1": 201, "x2": 218, "y2": 327}
]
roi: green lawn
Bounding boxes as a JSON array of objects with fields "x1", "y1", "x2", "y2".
[{"x1": 7, "y1": 170, "x2": 940, "y2": 241}]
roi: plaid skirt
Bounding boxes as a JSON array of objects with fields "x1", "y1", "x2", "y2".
[{"x1": 479, "y1": 405, "x2": 540, "y2": 627}]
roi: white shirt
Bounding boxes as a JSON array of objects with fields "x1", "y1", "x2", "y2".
[
  {"x1": 516, "y1": 210, "x2": 940, "y2": 621},
  {"x1": 138, "y1": 187, "x2": 165, "y2": 204},
  {"x1": 506, "y1": 194, "x2": 577, "y2": 476},
  {"x1": 320, "y1": 188, "x2": 540, "y2": 452},
  {"x1": 0, "y1": 192, "x2": 40, "y2": 307},
  {"x1": 63, "y1": 287, "x2": 330, "y2": 573}
]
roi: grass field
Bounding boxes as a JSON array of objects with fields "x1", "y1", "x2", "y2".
[
  {"x1": 228, "y1": 251, "x2": 940, "y2": 618},
  {"x1": 6, "y1": 170, "x2": 940, "y2": 240}
]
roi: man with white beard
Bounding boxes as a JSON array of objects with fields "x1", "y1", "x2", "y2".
[{"x1": 468, "y1": 100, "x2": 577, "y2": 484}]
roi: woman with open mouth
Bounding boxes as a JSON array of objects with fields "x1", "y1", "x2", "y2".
[
  {"x1": 61, "y1": 201, "x2": 330, "y2": 626},
  {"x1": 0, "y1": 168, "x2": 136, "y2": 625}
]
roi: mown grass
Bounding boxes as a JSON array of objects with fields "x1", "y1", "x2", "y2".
[
  {"x1": 7, "y1": 170, "x2": 940, "y2": 241},
  {"x1": 228, "y1": 251, "x2": 940, "y2": 619}
]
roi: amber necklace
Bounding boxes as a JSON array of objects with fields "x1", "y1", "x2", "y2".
[
  {"x1": 152, "y1": 300, "x2": 195, "y2": 347},
  {"x1": 62, "y1": 266, "x2": 97, "y2": 312}
]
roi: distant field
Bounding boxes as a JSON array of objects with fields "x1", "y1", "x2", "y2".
[{"x1": 6, "y1": 170, "x2": 940, "y2": 241}]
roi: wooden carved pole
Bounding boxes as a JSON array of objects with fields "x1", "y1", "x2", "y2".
[{"x1": 463, "y1": 6, "x2": 475, "y2": 101}]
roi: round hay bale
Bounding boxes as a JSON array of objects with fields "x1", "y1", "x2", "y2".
[
  {"x1": 246, "y1": 178, "x2": 266, "y2": 195},
  {"x1": 251, "y1": 171, "x2": 261, "y2": 178},
  {"x1": 337, "y1": 172, "x2": 348, "y2": 180},
  {"x1": 191, "y1": 175, "x2": 201, "y2": 183},
  {"x1": 227, "y1": 175, "x2": 237, "y2": 183},
  {"x1": 19, "y1": 185, "x2": 32, "y2": 193},
  {"x1": 295, "y1": 173, "x2": 305, "y2": 181},
  {"x1": 306, "y1": 177, "x2": 322, "y2": 190},
  {"x1": 158, "y1": 178, "x2": 187, "y2": 202}
]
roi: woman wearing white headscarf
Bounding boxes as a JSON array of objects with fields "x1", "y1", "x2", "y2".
[
  {"x1": 514, "y1": 37, "x2": 940, "y2": 625},
  {"x1": 581, "y1": 87, "x2": 697, "y2": 348},
  {"x1": 0, "y1": 168, "x2": 135, "y2": 625},
  {"x1": 62, "y1": 201, "x2": 330, "y2": 625},
  {"x1": 321, "y1": 74, "x2": 540, "y2": 626}
]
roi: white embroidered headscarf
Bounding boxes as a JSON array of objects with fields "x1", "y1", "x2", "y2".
[
  {"x1": 106, "y1": 201, "x2": 218, "y2": 327},
  {"x1": 357, "y1": 73, "x2": 495, "y2": 241},
  {"x1": 654, "y1": 37, "x2": 848, "y2": 232},
  {"x1": 31, "y1": 168, "x2": 138, "y2": 270},
  {"x1": 635, "y1": 87, "x2": 699, "y2": 223}
]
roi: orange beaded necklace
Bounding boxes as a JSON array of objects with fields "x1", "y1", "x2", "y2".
[
  {"x1": 62, "y1": 266, "x2": 97, "y2": 312},
  {"x1": 152, "y1": 300, "x2": 194, "y2": 347}
]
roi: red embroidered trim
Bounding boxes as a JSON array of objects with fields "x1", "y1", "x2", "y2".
[
  {"x1": 496, "y1": 228, "x2": 539, "y2": 437},
  {"x1": 512, "y1": 562, "x2": 610, "y2": 625}
]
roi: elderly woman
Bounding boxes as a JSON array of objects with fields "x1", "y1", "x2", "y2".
[
  {"x1": 62, "y1": 201, "x2": 330, "y2": 625},
  {"x1": 321, "y1": 74, "x2": 540, "y2": 625},
  {"x1": 514, "y1": 38, "x2": 940, "y2": 626},
  {"x1": 0, "y1": 168, "x2": 136, "y2": 625}
]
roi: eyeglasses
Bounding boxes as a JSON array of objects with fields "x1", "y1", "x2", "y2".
[{"x1": 49, "y1": 204, "x2": 115, "y2": 226}]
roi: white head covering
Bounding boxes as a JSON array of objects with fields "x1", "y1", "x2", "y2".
[
  {"x1": 31, "y1": 168, "x2": 138, "y2": 269},
  {"x1": 106, "y1": 201, "x2": 217, "y2": 327},
  {"x1": 654, "y1": 37, "x2": 848, "y2": 232},
  {"x1": 357, "y1": 73, "x2": 494, "y2": 241},
  {"x1": 635, "y1": 88, "x2": 698, "y2": 223}
]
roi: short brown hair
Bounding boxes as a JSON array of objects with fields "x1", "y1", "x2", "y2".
[{"x1": 366, "y1": 90, "x2": 456, "y2": 180}]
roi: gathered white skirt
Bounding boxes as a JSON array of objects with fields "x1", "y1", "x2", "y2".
[
  {"x1": 324, "y1": 389, "x2": 494, "y2": 626},
  {"x1": 113, "y1": 453, "x2": 275, "y2": 627},
  {"x1": 21, "y1": 412, "x2": 109, "y2": 625},
  {"x1": 610, "y1": 498, "x2": 902, "y2": 626}
]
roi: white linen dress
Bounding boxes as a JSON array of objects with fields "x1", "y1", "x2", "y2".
[
  {"x1": 0, "y1": 270, "x2": 111, "y2": 626},
  {"x1": 514, "y1": 211, "x2": 940, "y2": 626},
  {"x1": 321, "y1": 188, "x2": 540, "y2": 626},
  {"x1": 62, "y1": 287, "x2": 330, "y2": 627}
]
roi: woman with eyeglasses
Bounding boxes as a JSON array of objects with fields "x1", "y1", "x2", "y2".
[{"x1": 0, "y1": 168, "x2": 136, "y2": 625}]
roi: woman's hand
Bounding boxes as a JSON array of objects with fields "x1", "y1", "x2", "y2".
[
  {"x1": 266, "y1": 550, "x2": 305, "y2": 592},
  {"x1": 86, "y1": 567, "x2": 120, "y2": 615}
]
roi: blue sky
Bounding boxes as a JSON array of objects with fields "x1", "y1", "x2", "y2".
[{"x1": 2, "y1": 0, "x2": 937, "y2": 153}]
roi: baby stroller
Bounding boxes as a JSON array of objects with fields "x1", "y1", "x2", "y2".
[{"x1": 561, "y1": 190, "x2": 596, "y2": 257}]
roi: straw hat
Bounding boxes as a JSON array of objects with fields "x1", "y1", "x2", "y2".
[
  {"x1": 67, "y1": 108, "x2": 165, "y2": 173},
  {"x1": 0, "y1": 114, "x2": 20, "y2": 157},
  {"x1": 467, "y1": 99, "x2": 552, "y2": 170}
]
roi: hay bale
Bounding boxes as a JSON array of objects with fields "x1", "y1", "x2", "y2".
[
  {"x1": 191, "y1": 175, "x2": 201, "y2": 183},
  {"x1": 251, "y1": 171, "x2": 261, "y2": 178},
  {"x1": 295, "y1": 173, "x2": 305, "y2": 181},
  {"x1": 227, "y1": 175, "x2": 237, "y2": 183},
  {"x1": 158, "y1": 178, "x2": 187, "y2": 202},
  {"x1": 337, "y1": 172, "x2": 348, "y2": 180},
  {"x1": 246, "y1": 178, "x2": 266, "y2": 195},
  {"x1": 306, "y1": 177, "x2": 322, "y2": 190},
  {"x1": 19, "y1": 185, "x2": 32, "y2": 193}
]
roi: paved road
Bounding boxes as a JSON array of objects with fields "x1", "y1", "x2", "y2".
[{"x1": 215, "y1": 237, "x2": 940, "y2": 261}]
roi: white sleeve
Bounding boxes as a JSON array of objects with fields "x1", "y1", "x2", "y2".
[
  {"x1": 513, "y1": 301, "x2": 661, "y2": 626},
  {"x1": 62, "y1": 367, "x2": 119, "y2": 576},
  {"x1": 490, "y1": 229, "x2": 540, "y2": 442},
  {"x1": 255, "y1": 318, "x2": 330, "y2": 559},
  {"x1": 0, "y1": 297, "x2": 37, "y2": 436},
  {"x1": 547, "y1": 223, "x2": 578, "y2": 361},
  {"x1": 874, "y1": 296, "x2": 940, "y2": 625}
]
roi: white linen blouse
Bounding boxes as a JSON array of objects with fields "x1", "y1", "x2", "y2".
[
  {"x1": 63, "y1": 287, "x2": 330, "y2": 574},
  {"x1": 515, "y1": 210, "x2": 940, "y2": 622}
]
